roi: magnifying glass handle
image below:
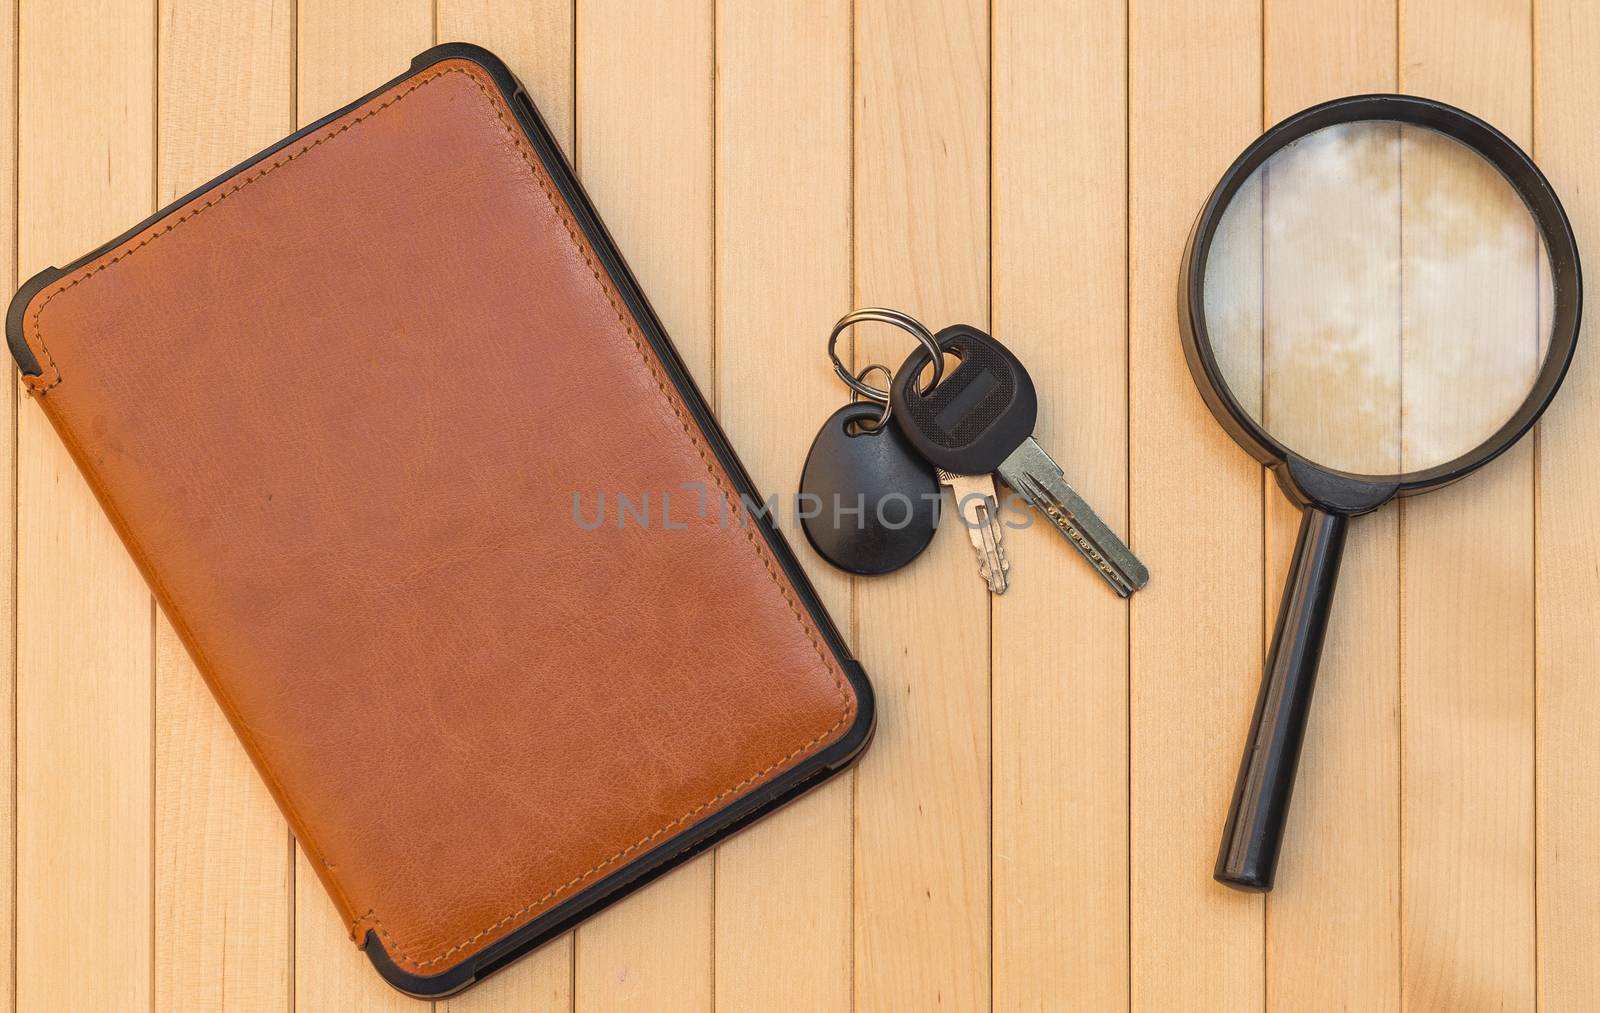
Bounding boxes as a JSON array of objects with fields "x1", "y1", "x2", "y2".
[{"x1": 1216, "y1": 506, "x2": 1349, "y2": 891}]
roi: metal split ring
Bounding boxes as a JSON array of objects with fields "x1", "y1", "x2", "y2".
[
  {"x1": 828, "y1": 307, "x2": 944, "y2": 402},
  {"x1": 851, "y1": 364, "x2": 896, "y2": 432}
]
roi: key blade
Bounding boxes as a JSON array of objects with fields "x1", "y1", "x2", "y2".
[
  {"x1": 940, "y1": 471, "x2": 1010, "y2": 594},
  {"x1": 970, "y1": 493, "x2": 1010, "y2": 594},
  {"x1": 977, "y1": 508, "x2": 1009, "y2": 593},
  {"x1": 996, "y1": 439, "x2": 1148, "y2": 597},
  {"x1": 938, "y1": 469, "x2": 1011, "y2": 594}
]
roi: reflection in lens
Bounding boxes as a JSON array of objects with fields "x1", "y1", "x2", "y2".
[{"x1": 1202, "y1": 121, "x2": 1554, "y2": 476}]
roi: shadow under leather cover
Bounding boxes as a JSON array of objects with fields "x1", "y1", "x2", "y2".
[{"x1": 7, "y1": 44, "x2": 871, "y2": 998}]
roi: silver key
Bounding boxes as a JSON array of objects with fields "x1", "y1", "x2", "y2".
[
  {"x1": 938, "y1": 469, "x2": 1010, "y2": 595},
  {"x1": 887, "y1": 322, "x2": 1147, "y2": 596},
  {"x1": 995, "y1": 439, "x2": 1148, "y2": 598}
]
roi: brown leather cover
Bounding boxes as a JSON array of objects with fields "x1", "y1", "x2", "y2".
[{"x1": 9, "y1": 50, "x2": 864, "y2": 988}]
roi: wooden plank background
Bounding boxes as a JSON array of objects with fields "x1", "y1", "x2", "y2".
[{"x1": 5, "y1": 1, "x2": 1599, "y2": 1009}]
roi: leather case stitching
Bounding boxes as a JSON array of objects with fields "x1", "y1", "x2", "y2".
[{"x1": 28, "y1": 62, "x2": 855, "y2": 973}]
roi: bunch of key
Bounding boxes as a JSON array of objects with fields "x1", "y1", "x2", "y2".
[{"x1": 799, "y1": 308, "x2": 1149, "y2": 597}]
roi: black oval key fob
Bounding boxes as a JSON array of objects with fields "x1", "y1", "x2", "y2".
[
  {"x1": 799, "y1": 402, "x2": 940, "y2": 575},
  {"x1": 890, "y1": 324, "x2": 1037, "y2": 475}
]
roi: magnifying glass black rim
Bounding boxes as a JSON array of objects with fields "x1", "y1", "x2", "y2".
[{"x1": 1179, "y1": 93, "x2": 1582, "y2": 510}]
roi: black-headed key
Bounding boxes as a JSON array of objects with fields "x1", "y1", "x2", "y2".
[{"x1": 890, "y1": 325, "x2": 1149, "y2": 597}]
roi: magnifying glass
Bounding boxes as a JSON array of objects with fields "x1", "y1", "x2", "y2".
[{"x1": 1179, "y1": 95, "x2": 1581, "y2": 892}]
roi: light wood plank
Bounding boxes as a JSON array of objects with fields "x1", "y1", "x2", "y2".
[
  {"x1": 154, "y1": 3, "x2": 294, "y2": 1010},
  {"x1": 1534, "y1": 2, "x2": 1600, "y2": 1007},
  {"x1": 578, "y1": 871, "x2": 713, "y2": 1013},
  {"x1": 15, "y1": 2, "x2": 156, "y2": 1011},
  {"x1": 852, "y1": 2, "x2": 989, "y2": 1010},
  {"x1": 0, "y1": 1, "x2": 16, "y2": 1006},
  {"x1": 436, "y1": 0, "x2": 573, "y2": 159},
  {"x1": 1399, "y1": 2, "x2": 1537, "y2": 1009},
  {"x1": 292, "y1": 3, "x2": 433, "y2": 1008},
  {"x1": 1128, "y1": 0, "x2": 1264, "y2": 1008},
  {"x1": 1265, "y1": 0, "x2": 1396, "y2": 118},
  {"x1": 1260, "y1": 4, "x2": 1401, "y2": 1010},
  {"x1": 432, "y1": 3, "x2": 575, "y2": 1010},
  {"x1": 295, "y1": 0, "x2": 432, "y2": 125},
  {"x1": 571, "y1": 3, "x2": 715, "y2": 1010},
  {"x1": 990, "y1": 2, "x2": 1127, "y2": 1009},
  {"x1": 156, "y1": 622, "x2": 292, "y2": 1013},
  {"x1": 711, "y1": 2, "x2": 852, "y2": 1010}
]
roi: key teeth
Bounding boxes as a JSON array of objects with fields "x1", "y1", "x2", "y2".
[
  {"x1": 974, "y1": 533, "x2": 1011, "y2": 594},
  {"x1": 939, "y1": 471, "x2": 1012, "y2": 595},
  {"x1": 978, "y1": 565, "x2": 1009, "y2": 594},
  {"x1": 1000, "y1": 454, "x2": 1147, "y2": 597}
]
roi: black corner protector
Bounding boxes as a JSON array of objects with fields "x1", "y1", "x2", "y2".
[
  {"x1": 364, "y1": 929, "x2": 478, "y2": 1000},
  {"x1": 7, "y1": 267, "x2": 67, "y2": 377},
  {"x1": 410, "y1": 42, "x2": 518, "y2": 87},
  {"x1": 837, "y1": 659, "x2": 877, "y2": 763}
]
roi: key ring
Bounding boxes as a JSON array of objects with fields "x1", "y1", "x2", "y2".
[
  {"x1": 829, "y1": 307, "x2": 944, "y2": 401},
  {"x1": 851, "y1": 364, "x2": 896, "y2": 432}
]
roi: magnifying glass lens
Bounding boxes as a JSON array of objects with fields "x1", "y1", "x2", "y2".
[{"x1": 1202, "y1": 120, "x2": 1555, "y2": 476}]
